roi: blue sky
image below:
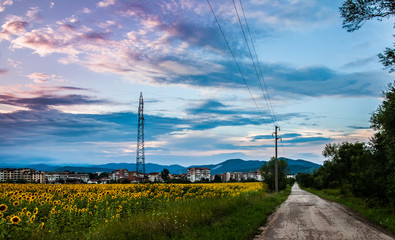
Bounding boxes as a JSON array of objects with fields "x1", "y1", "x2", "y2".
[{"x1": 0, "y1": 0, "x2": 393, "y2": 167}]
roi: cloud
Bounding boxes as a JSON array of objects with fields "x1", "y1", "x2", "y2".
[
  {"x1": 97, "y1": 0, "x2": 117, "y2": 8},
  {"x1": 348, "y1": 126, "x2": 371, "y2": 130},
  {"x1": 259, "y1": 63, "x2": 389, "y2": 97},
  {"x1": 283, "y1": 136, "x2": 333, "y2": 144},
  {"x1": 2, "y1": 0, "x2": 387, "y2": 100},
  {"x1": 0, "y1": 85, "x2": 109, "y2": 111},
  {"x1": 187, "y1": 100, "x2": 242, "y2": 115},
  {"x1": 26, "y1": 7, "x2": 43, "y2": 22},
  {"x1": 27, "y1": 72, "x2": 64, "y2": 83},
  {"x1": 0, "y1": 69, "x2": 8, "y2": 75},
  {"x1": 248, "y1": 0, "x2": 336, "y2": 31},
  {"x1": 7, "y1": 59, "x2": 21, "y2": 68},
  {"x1": 0, "y1": 20, "x2": 29, "y2": 41},
  {"x1": 0, "y1": 94, "x2": 108, "y2": 111},
  {"x1": 0, "y1": 0, "x2": 13, "y2": 13},
  {"x1": 251, "y1": 133, "x2": 303, "y2": 142}
]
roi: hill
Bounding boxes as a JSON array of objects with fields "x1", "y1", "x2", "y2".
[{"x1": 20, "y1": 158, "x2": 321, "y2": 174}]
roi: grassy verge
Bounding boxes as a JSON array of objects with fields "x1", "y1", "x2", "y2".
[
  {"x1": 302, "y1": 187, "x2": 395, "y2": 235},
  {"x1": 83, "y1": 186, "x2": 291, "y2": 240}
]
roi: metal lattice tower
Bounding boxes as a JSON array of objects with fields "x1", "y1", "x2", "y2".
[{"x1": 136, "y1": 92, "x2": 145, "y2": 177}]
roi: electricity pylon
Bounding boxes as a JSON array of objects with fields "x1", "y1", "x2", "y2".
[{"x1": 136, "y1": 92, "x2": 145, "y2": 177}]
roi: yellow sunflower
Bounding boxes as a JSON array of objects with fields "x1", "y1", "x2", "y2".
[
  {"x1": 0, "y1": 204, "x2": 7, "y2": 212},
  {"x1": 10, "y1": 216, "x2": 21, "y2": 224},
  {"x1": 13, "y1": 201, "x2": 19, "y2": 207},
  {"x1": 30, "y1": 215, "x2": 35, "y2": 224}
]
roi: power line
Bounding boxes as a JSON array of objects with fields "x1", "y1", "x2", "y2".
[
  {"x1": 237, "y1": 0, "x2": 278, "y2": 125},
  {"x1": 206, "y1": 0, "x2": 270, "y2": 131},
  {"x1": 231, "y1": 0, "x2": 277, "y2": 126}
]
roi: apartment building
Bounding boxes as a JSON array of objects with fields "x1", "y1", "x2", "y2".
[
  {"x1": 187, "y1": 167, "x2": 210, "y2": 182},
  {"x1": 0, "y1": 168, "x2": 45, "y2": 183}
]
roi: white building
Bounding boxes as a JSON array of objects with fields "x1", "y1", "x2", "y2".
[{"x1": 187, "y1": 168, "x2": 210, "y2": 182}]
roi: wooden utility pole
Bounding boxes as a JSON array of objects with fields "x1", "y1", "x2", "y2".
[{"x1": 275, "y1": 126, "x2": 279, "y2": 193}]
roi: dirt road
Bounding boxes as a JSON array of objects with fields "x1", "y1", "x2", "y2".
[{"x1": 254, "y1": 183, "x2": 394, "y2": 240}]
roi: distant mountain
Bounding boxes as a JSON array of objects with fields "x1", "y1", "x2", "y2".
[
  {"x1": 190, "y1": 158, "x2": 320, "y2": 175},
  {"x1": 279, "y1": 158, "x2": 321, "y2": 174},
  {"x1": 190, "y1": 159, "x2": 265, "y2": 174},
  {"x1": 18, "y1": 158, "x2": 321, "y2": 175},
  {"x1": 26, "y1": 164, "x2": 116, "y2": 173},
  {"x1": 92, "y1": 163, "x2": 187, "y2": 174}
]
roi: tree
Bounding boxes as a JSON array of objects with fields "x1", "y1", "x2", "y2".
[
  {"x1": 213, "y1": 175, "x2": 222, "y2": 183},
  {"x1": 260, "y1": 157, "x2": 288, "y2": 192},
  {"x1": 161, "y1": 168, "x2": 170, "y2": 182},
  {"x1": 370, "y1": 82, "x2": 395, "y2": 206},
  {"x1": 340, "y1": 0, "x2": 395, "y2": 72}
]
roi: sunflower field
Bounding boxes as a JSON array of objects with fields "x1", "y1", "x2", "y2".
[{"x1": 0, "y1": 182, "x2": 270, "y2": 239}]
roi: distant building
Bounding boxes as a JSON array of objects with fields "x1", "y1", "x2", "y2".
[
  {"x1": 45, "y1": 171, "x2": 69, "y2": 183},
  {"x1": 67, "y1": 173, "x2": 90, "y2": 183},
  {"x1": 147, "y1": 172, "x2": 162, "y2": 182},
  {"x1": 0, "y1": 168, "x2": 45, "y2": 183},
  {"x1": 45, "y1": 171, "x2": 90, "y2": 183},
  {"x1": 212, "y1": 170, "x2": 262, "y2": 182},
  {"x1": 171, "y1": 173, "x2": 187, "y2": 181},
  {"x1": 187, "y1": 168, "x2": 210, "y2": 182},
  {"x1": 108, "y1": 169, "x2": 129, "y2": 181}
]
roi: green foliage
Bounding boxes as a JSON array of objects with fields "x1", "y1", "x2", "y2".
[
  {"x1": 161, "y1": 168, "x2": 170, "y2": 182},
  {"x1": 340, "y1": 0, "x2": 395, "y2": 32},
  {"x1": 340, "y1": 0, "x2": 395, "y2": 72},
  {"x1": 371, "y1": 82, "x2": 395, "y2": 206},
  {"x1": 260, "y1": 157, "x2": 288, "y2": 191},
  {"x1": 298, "y1": 82, "x2": 395, "y2": 208}
]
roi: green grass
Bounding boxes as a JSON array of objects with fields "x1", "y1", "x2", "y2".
[
  {"x1": 303, "y1": 187, "x2": 395, "y2": 235},
  {"x1": 81, "y1": 187, "x2": 291, "y2": 240}
]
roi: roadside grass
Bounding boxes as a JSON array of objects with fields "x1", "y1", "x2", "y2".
[
  {"x1": 87, "y1": 186, "x2": 291, "y2": 240},
  {"x1": 303, "y1": 187, "x2": 395, "y2": 235}
]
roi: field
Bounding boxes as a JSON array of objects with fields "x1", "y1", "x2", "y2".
[{"x1": 0, "y1": 182, "x2": 291, "y2": 239}]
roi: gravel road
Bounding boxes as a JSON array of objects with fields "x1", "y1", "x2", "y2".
[{"x1": 254, "y1": 183, "x2": 395, "y2": 240}]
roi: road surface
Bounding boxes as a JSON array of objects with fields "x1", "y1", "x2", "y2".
[{"x1": 254, "y1": 183, "x2": 394, "y2": 240}]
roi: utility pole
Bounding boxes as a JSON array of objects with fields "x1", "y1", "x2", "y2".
[
  {"x1": 274, "y1": 126, "x2": 279, "y2": 193},
  {"x1": 136, "y1": 92, "x2": 145, "y2": 179}
]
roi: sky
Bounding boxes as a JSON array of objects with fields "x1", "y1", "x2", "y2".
[{"x1": 0, "y1": 0, "x2": 393, "y2": 167}]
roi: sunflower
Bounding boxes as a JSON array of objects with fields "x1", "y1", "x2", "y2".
[
  {"x1": 30, "y1": 215, "x2": 35, "y2": 224},
  {"x1": 0, "y1": 204, "x2": 7, "y2": 212},
  {"x1": 10, "y1": 216, "x2": 21, "y2": 224},
  {"x1": 26, "y1": 211, "x2": 31, "y2": 217},
  {"x1": 13, "y1": 201, "x2": 19, "y2": 207},
  {"x1": 33, "y1": 207, "x2": 38, "y2": 215}
]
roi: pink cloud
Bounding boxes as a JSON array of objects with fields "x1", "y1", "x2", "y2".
[
  {"x1": 97, "y1": 0, "x2": 116, "y2": 8},
  {"x1": 26, "y1": 7, "x2": 43, "y2": 21},
  {"x1": 0, "y1": 0, "x2": 13, "y2": 13},
  {"x1": 27, "y1": 72, "x2": 65, "y2": 83},
  {"x1": 0, "y1": 20, "x2": 28, "y2": 42},
  {"x1": 0, "y1": 69, "x2": 9, "y2": 75}
]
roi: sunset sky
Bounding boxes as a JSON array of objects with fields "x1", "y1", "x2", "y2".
[{"x1": 0, "y1": 0, "x2": 393, "y2": 167}]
